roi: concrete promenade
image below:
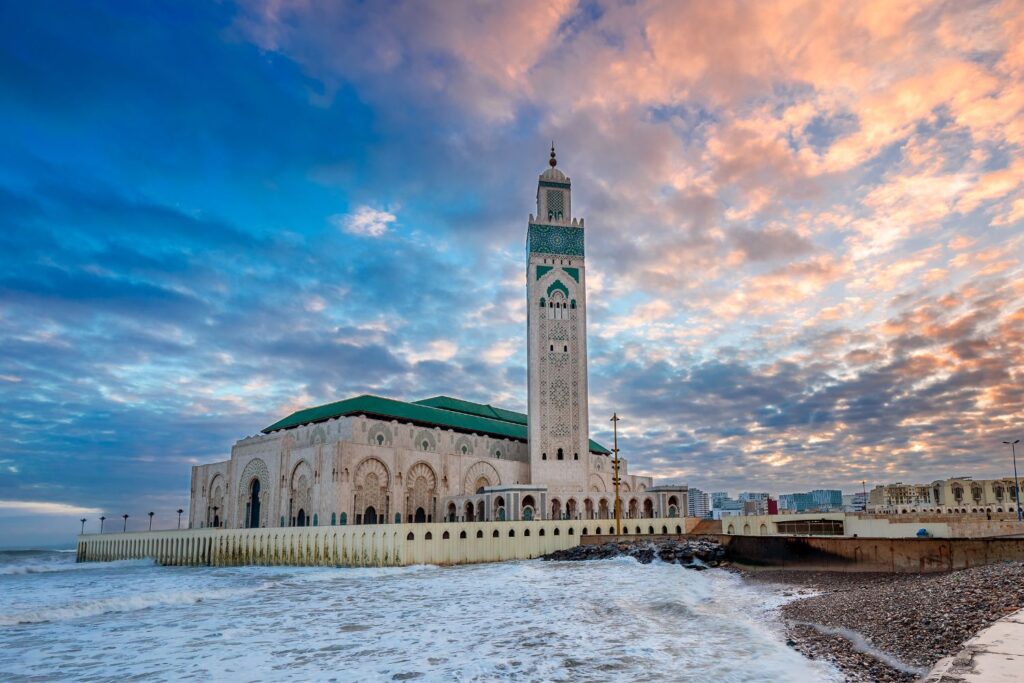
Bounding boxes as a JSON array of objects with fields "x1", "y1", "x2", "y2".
[{"x1": 925, "y1": 607, "x2": 1024, "y2": 682}]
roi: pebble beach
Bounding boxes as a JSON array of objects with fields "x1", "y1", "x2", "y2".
[{"x1": 744, "y1": 562, "x2": 1024, "y2": 682}]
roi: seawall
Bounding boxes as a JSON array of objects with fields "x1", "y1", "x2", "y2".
[
  {"x1": 714, "y1": 533, "x2": 1024, "y2": 572},
  {"x1": 76, "y1": 517, "x2": 699, "y2": 567}
]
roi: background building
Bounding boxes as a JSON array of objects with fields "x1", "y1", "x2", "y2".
[
  {"x1": 688, "y1": 487, "x2": 711, "y2": 518},
  {"x1": 869, "y1": 477, "x2": 1023, "y2": 515}
]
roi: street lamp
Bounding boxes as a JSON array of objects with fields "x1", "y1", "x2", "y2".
[
  {"x1": 610, "y1": 413, "x2": 622, "y2": 537},
  {"x1": 1004, "y1": 439, "x2": 1022, "y2": 521},
  {"x1": 122, "y1": 513, "x2": 129, "y2": 532},
  {"x1": 100, "y1": 516, "x2": 106, "y2": 533},
  {"x1": 177, "y1": 509, "x2": 184, "y2": 529},
  {"x1": 148, "y1": 511, "x2": 154, "y2": 531},
  {"x1": 80, "y1": 518, "x2": 87, "y2": 535}
]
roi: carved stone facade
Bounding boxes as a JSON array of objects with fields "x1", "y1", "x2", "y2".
[{"x1": 188, "y1": 153, "x2": 664, "y2": 529}]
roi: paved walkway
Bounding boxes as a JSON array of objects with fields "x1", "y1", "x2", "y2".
[{"x1": 925, "y1": 608, "x2": 1024, "y2": 682}]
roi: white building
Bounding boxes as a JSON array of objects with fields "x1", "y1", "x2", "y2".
[
  {"x1": 688, "y1": 487, "x2": 711, "y2": 518},
  {"x1": 188, "y1": 150, "x2": 687, "y2": 530}
]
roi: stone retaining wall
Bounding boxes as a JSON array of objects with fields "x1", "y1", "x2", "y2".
[{"x1": 716, "y1": 534, "x2": 1024, "y2": 572}]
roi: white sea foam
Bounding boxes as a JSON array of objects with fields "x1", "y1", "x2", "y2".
[
  {"x1": 0, "y1": 586, "x2": 252, "y2": 626},
  {"x1": 0, "y1": 551, "x2": 841, "y2": 682},
  {"x1": 0, "y1": 557, "x2": 154, "y2": 575}
]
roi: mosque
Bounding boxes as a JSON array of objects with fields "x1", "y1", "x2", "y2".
[{"x1": 188, "y1": 149, "x2": 687, "y2": 530}]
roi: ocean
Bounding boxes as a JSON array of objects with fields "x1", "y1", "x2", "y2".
[{"x1": 0, "y1": 549, "x2": 838, "y2": 682}]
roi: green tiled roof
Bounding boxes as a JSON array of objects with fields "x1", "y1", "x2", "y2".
[{"x1": 262, "y1": 393, "x2": 610, "y2": 454}]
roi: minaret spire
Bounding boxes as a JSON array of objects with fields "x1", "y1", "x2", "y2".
[{"x1": 549, "y1": 142, "x2": 557, "y2": 168}]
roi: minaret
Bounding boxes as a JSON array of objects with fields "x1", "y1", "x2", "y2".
[{"x1": 526, "y1": 145, "x2": 590, "y2": 494}]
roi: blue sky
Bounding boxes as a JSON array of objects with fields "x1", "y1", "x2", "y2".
[{"x1": 1, "y1": 1, "x2": 1022, "y2": 547}]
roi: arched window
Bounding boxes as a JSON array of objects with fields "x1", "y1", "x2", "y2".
[
  {"x1": 460, "y1": 530, "x2": 467, "y2": 539},
  {"x1": 570, "y1": 300, "x2": 576, "y2": 309},
  {"x1": 492, "y1": 529, "x2": 499, "y2": 538},
  {"x1": 442, "y1": 531, "x2": 450, "y2": 539},
  {"x1": 539, "y1": 297, "x2": 546, "y2": 308},
  {"x1": 557, "y1": 448, "x2": 564, "y2": 460},
  {"x1": 542, "y1": 452, "x2": 547, "y2": 460},
  {"x1": 425, "y1": 532, "x2": 433, "y2": 540},
  {"x1": 573, "y1": 452, "x2": 578, "y2": 460},
  {"x1": 476, "y1": 530, "x2": 484, "y2": 538}
]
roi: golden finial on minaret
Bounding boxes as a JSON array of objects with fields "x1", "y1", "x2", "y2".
[{"x1": 549, "y1": 142, "x2": 557, "y2": 167}]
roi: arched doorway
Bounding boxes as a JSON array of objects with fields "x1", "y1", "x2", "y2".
[
  {"x1": 247, "y1": 479, "x2": 261, "y2": 528},
  {"x1": 447, "y1": 502, "x2": 456, "y2": 522},
  {"x1": 628, "y1": 499, "x2": 638, "y2": 518},
  {"x1": 643, "y1": 499, "x2": 654, "y2": 518},
  {"x1": 550, "y1": 498, "x2": 562, "y2": 520},
  {"x1": 522, "y1": 495, "x2": 535, "y2": 521},
  {"x1": 584, "y1": 499, "x2": 594, "y2": 519},
  {"x1": 296, "y1": 509, "x2": 306, "y2": 527},
  {"x1": 464, "y1": 501, "x2": 474, "y2": 522},
  {"x1": 414, "y1": 507, "x2": 427, "y2": 523},
  {"x1": 363, "y1": 506, "x2": 378, "y2": 525},
  {"x1": 566, "y1": 499, "x2": 578, "y2": 519},
  {"x1": 494, "y1": 496, "x2": 506, "y2": 521},
  {"x1": 212, "y1": 514, "x2": 220, "y2": 528},
  {"x1": 598, "y1": 499, "x2": 609, "y2": 519}
]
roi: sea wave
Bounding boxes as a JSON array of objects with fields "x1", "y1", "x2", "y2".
[
  {"x1": 0, "y1": 557, "x2": 154, "y2": 576},
  {"x1": 0, "y1": 586, "x2": 251, "y2": 626}
]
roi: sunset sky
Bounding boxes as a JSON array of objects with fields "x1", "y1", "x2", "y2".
[{"x1": 1, "y1": 0, "x2": 1022, "y2": 545}]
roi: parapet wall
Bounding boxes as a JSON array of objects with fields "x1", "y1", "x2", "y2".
[
  {"x1": 717, "y1": 534, "x2": 1024, "y2": 573},
  {"x1": 76, "y1": 517, "x2": 692, "y2": 567}
]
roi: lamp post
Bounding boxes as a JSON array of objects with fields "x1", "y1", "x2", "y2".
[
  {"x1": 148, "y1": 511, "x2": 154, "y2": 531},
  {"x1": 177, "y1": 509, "x2": 184, "y2": 529},
  {"x1": 80, "y1": 518, "x2": 87, "y2": 535},
  {"x1": 610, "y1": 413, "x2": 622, "y2": 537},
  {"x1": 1004, "y1": 439, "x2": 1022, "y2": 521},
  {"x1": 100, "y1": 516, "x2": 106, "y2": 533},
  {"x1": 122, "y1": 514, "x2": 129, "y2": 532}
]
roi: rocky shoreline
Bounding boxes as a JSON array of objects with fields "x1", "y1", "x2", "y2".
[
  {"x1": 742, "y1": 562, "x2": 1024, "y2": 682},
  {"x1": 542, "y1": 538, "x2": 727, "y2": 568},
  {"x1": 543, "y1": 540, "x2": 1024, "y2": 682}
]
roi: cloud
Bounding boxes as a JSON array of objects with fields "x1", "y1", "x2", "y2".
[
  {"x1": 1, "y1": 0, "x2": 1023, "y2": 547},
  {"x1": 0, "y1": 500, "x2": 103, "y2": 516},
  {"x1": 331, "y1": 206, "x2": 397, "y2": 237}
]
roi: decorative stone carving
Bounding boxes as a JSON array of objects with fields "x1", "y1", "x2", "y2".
[
  {"x1": 463, "y1": 461, "x2": 500, "y2": 495},
  {"x1": 236, "y1": 457, "x2": 269, "y2": 528}
]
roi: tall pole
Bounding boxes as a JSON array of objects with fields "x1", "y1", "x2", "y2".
[
  {"x1": 80, "y1": 518, "x2": 86, "y2": 535},
  {"x1": 122, "y1": 513, "x2": 129, "y2": 532},
  {"x1": 1005, "y1": 440, "x2": 1022, "y2": 521},
  {"x1": 100, "y1": 516, "x2": 106, "y2": 533},
  {"x1": 177, "y1": 509, "x2": 184, "y2": 529},
  {"x1": 148, "y1": 511, "x2": 154, "y2": 531},
  {"x1": 611, "y1": 413, "x2": 622, "y2": 537}
]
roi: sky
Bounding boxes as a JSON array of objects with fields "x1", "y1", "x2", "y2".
[{"x1": 1, "y1": 0, "x2": 1022, "y2": 547}]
